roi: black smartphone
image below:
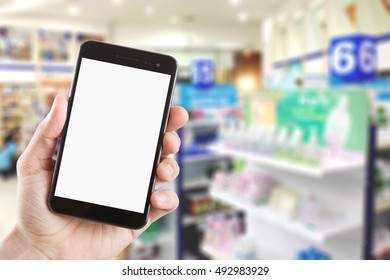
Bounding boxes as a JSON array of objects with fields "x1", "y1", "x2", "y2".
[{"x1": 48, "y1": 41, "x2": 178, "y2": 229}]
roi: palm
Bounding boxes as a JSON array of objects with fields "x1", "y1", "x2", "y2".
[{"x1": 17, "y1": 166, "x2": 141, "y2": 259}]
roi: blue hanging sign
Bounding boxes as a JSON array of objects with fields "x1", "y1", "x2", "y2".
[
  {"x1": 177, "y1": 84, "x2": 238, "y2": 110},
  {"x1": 191, "y1": 59, "x2": 215, "y2": 88},
  {"x1": 329, "y1": 34, "x2": 377, "y2": 85}
]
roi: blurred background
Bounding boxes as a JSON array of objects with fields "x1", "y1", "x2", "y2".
[{"x1": 1, "y1": 0, "x2": 390, "y2": 260}]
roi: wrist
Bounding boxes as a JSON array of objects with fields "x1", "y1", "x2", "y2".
[{"x1": 0, "y1": 226, "x2": 50, "y2": 260}]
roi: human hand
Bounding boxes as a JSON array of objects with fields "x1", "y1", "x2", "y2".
[{"x1": 0, "y1": 94, "x2": 188, "y2": 259}]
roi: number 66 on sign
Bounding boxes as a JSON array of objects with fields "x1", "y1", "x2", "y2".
[{"x1": 329, "y1": 34, "x2": 377, "y2": 85}]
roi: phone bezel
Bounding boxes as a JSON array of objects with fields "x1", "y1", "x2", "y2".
[{"x1": 48, "y1": 41, "x2": 178, "y2": 229}]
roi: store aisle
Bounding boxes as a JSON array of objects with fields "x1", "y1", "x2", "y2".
[{"x1": 0, "y1": 177, "x2": 17, "y2": 239}]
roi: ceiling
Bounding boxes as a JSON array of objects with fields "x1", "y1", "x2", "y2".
[{"x1": 0, "y1": 0, "x2": 287, "y2": 25}]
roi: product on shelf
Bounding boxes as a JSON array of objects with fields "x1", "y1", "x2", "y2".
[
  {"x1": 211, "y1": 168, "x2": 276, "y2": 204},
  {"x1": 233, "y1": 235, "x2": 257, "y2": 260},
  {"x1": 269, "y1": 187, "x2": 300, "y2": 219},
  {"x1": 375, "y1": 160, "x2": 390, "y2": 199},
  {"x1": 219, "y1": 88, "x2": 369, "y2": 169},
  {"x1": 201, "y1": 212, "x2": 245, "y2": 258},
  {"x1": 38, "y1": 29, "x2": 73, "y2": 63},
  {"x1": 212, "y1": 166, "x2": 326, "y2": 229},
  {"x1": 0, "y1": 26, "x2": 33, "y2": 61},
  {"x1": 374, "y1": 227, "x2": 390, "y2": 260},
  {"x1": 324, "y1": 95, "x2": 351, "y2": 154},
  {"x1": 274, "y1": 126, "x2": 289, "y2": 158},
  {"x1": 186, "y1": 192, "x2": 213, "y2": 215},
  {"x1": 183, "y1": 122, "x2": 220, "y2": 156},
  {"x1": 128, "y1": 243, "x2": 160, "y2": 260},
  {"x1": 295, "y1": 247, "x2": 331, "y2": 260},
  {"x1": 220, "y1": 120, "x2": 324, "y2": 166},
  {"x1": 299, "y1": 193, "x2": 321, "y2": 227},
  {"x1": 0, "y1": 84, "x2": 41, "y2": 148},
  {"x1": 304, "y1": 128, "x2": 321, "y2": 165},
  {"x1": 211, "y1": 170, "x2": 230, "y2": 190}
]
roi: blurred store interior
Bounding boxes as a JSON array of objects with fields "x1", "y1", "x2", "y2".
[{"x1": 1, "y1": 0, "x2": 390, "y2": 260}]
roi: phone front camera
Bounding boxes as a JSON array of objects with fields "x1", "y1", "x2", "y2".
[{"x1": 156, "y1": 63, "x2": 160, "y2": 67}]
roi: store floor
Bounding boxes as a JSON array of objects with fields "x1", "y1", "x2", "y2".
[{"x1": 0, "y1": 177, "x2": 17, "y2": 239}]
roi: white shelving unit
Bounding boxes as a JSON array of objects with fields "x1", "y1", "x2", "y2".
[
  {"x1": 200, "y1": 244, "x2": 233, "y2": 260},
  {"x1": 205, "y1": 140, "x2": 366, "y2": 259},
  {"x1": 211, "y1": 188, "x2": 361, "y2": 244},
  {"x1": 185, "y1": 119, "x2": 221, "y2": 129},
  {"x1": 183, "y1": 152, "x2": 227, "y2": 163},
  {"x1": 183, "y1": 177, "x2": 211, "y2": 190},
  {"x1": 210, "y1": 145, "x2": 365, "y2": 178}
]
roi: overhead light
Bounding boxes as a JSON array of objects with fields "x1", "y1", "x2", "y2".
[
  {"x1": 229, "y1": 0, "x2": 241, "y2": 6},
  {"x1": 237, "y1": 75, "x2": 256, "y2": 92},
  {"x1": 144, "y1": 5, "x2": 155, "y2": 16},
  {"x1": 68, "y1": 4, "x2": 80, "y2": 16},
  {"x1": 169, "y1": 16, "x2": 179, "y2": 24},
  {"x1": 111, "y1": 0, "x2": 123, "y2": 6},
  {"x1": 238, "y1": 12, "x2": 248, "y2": 23}
]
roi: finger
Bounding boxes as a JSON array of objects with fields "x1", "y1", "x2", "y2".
[
  {"x1": 18, "y1": 94, "x2": 68, "y2": 174},
  {"x1": 150, "y1": 189, "x2": 179, "y2": 214},
  {"x1": 155, "y1": 157, "x2": 179, "y2": 185},
  {"x1": 132, "y1": 189, "x2": 179, "y2": 238},
  {"x1": 162, "y1": 131, "x2": 181, "y2": 156},
  {"x1": 166, "y1": 106, "x2": 188, "y2": 132}
]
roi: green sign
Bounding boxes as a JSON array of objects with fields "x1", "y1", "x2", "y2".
[{"x1": 276, "y1": 88, "x2": 368, "y2": 152}]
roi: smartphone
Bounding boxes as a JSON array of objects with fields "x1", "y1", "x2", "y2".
[{"x1": 48, "y1": 41, "x2": 178, "y2": 229}]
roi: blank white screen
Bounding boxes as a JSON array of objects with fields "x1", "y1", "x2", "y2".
[{"x1": 54, "y1": 58, "x2": 171, "y2": 213}]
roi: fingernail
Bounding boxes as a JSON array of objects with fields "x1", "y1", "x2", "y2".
[
  {"x1": 156, "y1": 192, "x2": 169, "y2": 204},
  {"x1": 162, "y1": 163, "x2": 174, "y2": 177}
]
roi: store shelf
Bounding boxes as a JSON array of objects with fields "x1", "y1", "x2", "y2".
[
  {"x1": 210, "y1": 188, "x2": 361, "y2": 244},
  {"x1": 376, "y1": 199, "x2": 390, "y2": 214},
  {"x1": 40, "y1": 62, "x2": 74, "y2": 73},
  {"x1": 184, "y1": 152, "x2": 227, "y2": 163},
  {"x1": 183, "y1": 178, "x2": 211, "y2": 190},
  {"x1": 38, "y1": 78, "x2": 72, "y2": 87},
  {"x1": 0, "y1": 62, "x2": 37, "y2": 83},
  {"x1": 378, "y1": 131, "x2": 390, "y2": 151},
  {"x1": 200, "y1": 244, "x2": 233, "y2": 260},
  {"x1": 210, "y1": 145, "x2": 364, "y2": 178},
  {"x1": 186, "y1": 120, "x2": 220, "y2": 129},
  {"x1": 183, "y1": 214, "x2": 207, "y2": 226},
  {"x1": 0, "y1": 61, "x2": 36, "y2": 69},
  {"x1": 183, "y1": 207, "x2": 239, "y2": 226}
]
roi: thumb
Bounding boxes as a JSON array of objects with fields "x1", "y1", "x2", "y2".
[{"x1": 18, "y1": 94, "x2": 68, "y2": 176}]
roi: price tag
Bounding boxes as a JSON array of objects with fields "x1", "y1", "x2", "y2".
[{"x1": 329, "y1": 34, "x2": 377, "y2": 85}]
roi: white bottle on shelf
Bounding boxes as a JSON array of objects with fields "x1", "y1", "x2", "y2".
[
  {"x1": 300, "y1": 193, "x2": 320, "y2": 228},
  {"x1": 252, "y1": 124, "x2": 265, "y2": 151},
  {"x1": 286, "y1": 127, "x2": 303, "y2": 161},
  {"x1": 243, "y1": 124, "x2": 257, "y2": 150},
  {"x1": 305, "y1": 128, "x2": 322, "y2": 165},
  {"x1": 274, "y1": 126, "x2": 288, "y2": 157},
  {"x1": 233, "y1": 120, "x2": 247, "y2": 149},
  {"x1": 324, "y1": 95, "x2": 351, "y2": 153},
  {"x1": 220, "y1": 120, "x2": 235, "y2": 147},
  {"x1": 259, "y1": 125, "x2": 275, "y2": 155}
]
